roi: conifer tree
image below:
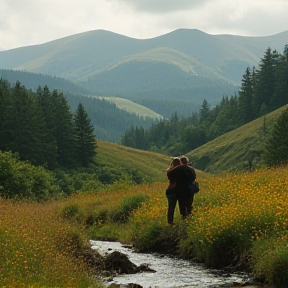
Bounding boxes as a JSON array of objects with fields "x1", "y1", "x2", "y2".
[
  {"x1": 121, "y1": 126, "x2": 136, "y2": 148},
  {"x1": 134, "y1": 126, "x2": 146, "y2": 150},
  {"x1": 252, "y1": 48, "x2": 279, "y2": 116},
  {"x1": 271, "y1": 54, "x2": 288, "y2": 109},
  {"x1": 51, "y1": 90, "x2": 77, "y2": 168},
  {"x1": 0, "y1": 79, "x2": 13, "y2": 152},
  {"x1": 74, "y1": 103, "x2": 97, "y2": 167},
  {"x1": 199, "y1": 99, "x2": 210, "y2": 124},
  {"x1": 35, "y1": 86, "x2": 58, "y2": 169},
  {"x1": 264, "y1": 108, "x2": 288, "y2": 166},
  {"x1": 9, "y1": 82, "x2": 47, "y2": 165},
  {"x1": 238, "y1": 67, "x2": 254, "y2": 124}
]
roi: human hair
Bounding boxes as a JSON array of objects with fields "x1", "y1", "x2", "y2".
[
  {"x1": 169, "y1": 157, "x2": 181, "y2": 168},
  {"x1": 179, "y1": 156, "x2": 189, "y2": 165}
]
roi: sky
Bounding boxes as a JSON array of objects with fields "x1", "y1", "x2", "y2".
[{"x1": 1, "y1": 0, "x2": 288, "y2": 51}]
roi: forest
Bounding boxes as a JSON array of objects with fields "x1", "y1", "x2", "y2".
[
  {"x1": 0, "y1": 81, "x2": 97, "y2": 170},
  {"x1": 0, "y1": 69, "x2": 157, "y2": 142},
  {"x1": 121, "y1": 47, "x2": 288, "y2": 157},
  {"x1": 0, "y1": 80, "x2": 156, "y2": 199}
]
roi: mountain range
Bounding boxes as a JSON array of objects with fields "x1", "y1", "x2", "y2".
[
  {"x1": 1, "y1": 29, "x2": 287, "y2": 84},
  {"x1": 1, "y1": 28, "x2": 288, "y2": 141}
]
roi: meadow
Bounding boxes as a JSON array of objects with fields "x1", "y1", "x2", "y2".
[
  {"x1": 1, "y1": 166, "x2": 288, "y2": 287},
  {"x1": 0, "y1": 198, "x2": 102, "y2": 288}
]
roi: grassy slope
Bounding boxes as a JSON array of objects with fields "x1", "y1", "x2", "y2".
[
  {"x1": 188, "y1": 104, "x2": 288, "y2": 174},
  {"x1": 95, "y1": 140, "x2": 209, "y2": 183},
  {"x1": 93, "y1": 96, "x2": 164, "y2": 119}
]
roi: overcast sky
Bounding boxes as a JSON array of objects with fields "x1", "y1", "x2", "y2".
[{"x1": 1, "y1": 0, "x2": 288, "y2": 51}]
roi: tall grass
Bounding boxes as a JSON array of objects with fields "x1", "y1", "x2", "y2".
[
  {"x1": 68, "y1": 167, "x2": 288, "y2": 287},
  {"x1": 0, "y1": 198, "x2": 102, "y2": 288},
  {"x1": 2, "y1": 166, "x2": 288, "y2": 287}
]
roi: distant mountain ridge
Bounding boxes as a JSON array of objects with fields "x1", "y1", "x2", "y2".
[
  {"x1": 1, "y1": 29, "x2": 287, "y2": 84},
  {"x1": 1, "y1": 29, "x2": 288, "y2": 119}
]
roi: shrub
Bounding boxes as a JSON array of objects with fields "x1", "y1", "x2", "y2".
[
  {"x1": 251, "y1": 235, "x2": 288, "y2": 287},
  {"x1": 109, "y1": 194, "x2": 149, "y2": 223},
  {"x1": 61, "y1": 203, "x2": 81, "y2": 220},
  {"x1": 0, "y1": 151, "x2": 60, "y2": 200}
]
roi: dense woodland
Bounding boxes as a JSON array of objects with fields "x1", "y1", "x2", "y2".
[
  {"x1": 65, "y1": 93, "x2": 155, "y2": 141},
  {"x1": 0, "y1": 80, "x2": 97, "y2": 170},
  {"x1": 0, "y1": 80, "x2": 152, "y2": 199},
  {"x1": 121, "y1": 47, "x2": 288, "y2": 159},
  {"x1": 0, "y1": 69, "x2": 156, "y2": 142}
]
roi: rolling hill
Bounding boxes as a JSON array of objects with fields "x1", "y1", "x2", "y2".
[
  {"x1": 188, "y1": 104, "x2": 288, "y2": 174},
  {"x1": 95, "y1": 139, "x2": 209, "y2": 183},
  {"x1": 94, "y1": 96, "x2": 163, "y2": 120}
]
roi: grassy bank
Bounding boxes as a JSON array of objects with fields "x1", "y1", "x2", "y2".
[
  {"x1": 60, "y1": 167, "x2": 288, "y2": 287},
  {"x1": 1, "y1": 166, "x2": 288, "y2": 287}
]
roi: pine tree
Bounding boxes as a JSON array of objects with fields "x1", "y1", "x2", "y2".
[
  {"x1": 238, "y1": 67, "x2": 254, "y2": 124},
  {"x1": 0, "y1": 79, "x2": 13, "y2": 151},
  {"x1": 199, "y1": 99, "x2": 210, "y2": 124},
  {"x1": 9, "y1": 82, "x2": 47, "y2": 165},
  {"x1": 134, "y1": 126, "x2": 146, "y2": 150},
  {"x1": 264, "y1": 108, "x2": 288, "y2": 166},
  {"x1": 271, "y1": 54, "x2": 288, "y2": 109},
  {"x1": 35, "y1": 85, "x2": 58, "y2": 169},
  {"x1": 121, "y1": 126, "x2": 136, "y2": 148},
  {"x1": 252, "y1": 48, "x2": 279, "y2": 116},
  {"x1": 74, "y1": 103, "x2": 97, "y2": 167},
  {"x1": 51, "y1": 90, "x2": 77, "y2": 168}
]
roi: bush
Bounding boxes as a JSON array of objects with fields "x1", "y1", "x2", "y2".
[
  {"x1": 61, "y1": 203, "x2": 81, "y2": 220},
  {"x1": 0, "y1": 151, "x2": 61, "y2": 200},
  {"x1": 251, "y1": 236, "x2": 288, "y2": 287},
  {"x1": 109, "y1": 194, "x2": 149, "y2": 223}
]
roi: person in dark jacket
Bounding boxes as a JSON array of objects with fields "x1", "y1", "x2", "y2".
[
  {"x1": 166, "y1": 156, "x2": 196, "y2": 223},
  {"x1": 179, "y1": 156, "x2": 197, "y2": 215},
  {"x1": 165, "y1": 157, "x2": 181, "y2": 224}
]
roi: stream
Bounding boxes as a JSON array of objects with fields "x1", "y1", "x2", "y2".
[{"x1": 90, "y1": 240, "x2": 250, "y2": 288}]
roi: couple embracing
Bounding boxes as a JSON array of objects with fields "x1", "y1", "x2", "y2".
[{"x1": 166, "y1": 155, "x2": 197, "y2": 225}]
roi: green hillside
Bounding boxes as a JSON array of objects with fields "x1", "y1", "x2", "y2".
[
  {"x1": 94, "y1": 96, "x2": 163, "y2": 120},
  {"x1": 0, "y1": 68, "x2": 91, "y2": 94},
  {"x1": 108, "y1": 47, "x2": 228, "y2": 82},
  {"x1": 188, "y1": 104, "x2": 288, "y2": 174},
  {"x1": 96, "y1": 140, "x2": 209, "y2": 183}
]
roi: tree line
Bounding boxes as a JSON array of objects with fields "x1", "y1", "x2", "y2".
[
  {"x1": 0, "y1": 80, "x2": 97, "y2": 170},
  {"x1": 0, "y1": 69, "x2": 157, "y2": 143},
  {"x1": 120, "y1": 46, "x2": 288, "y2": 161}
]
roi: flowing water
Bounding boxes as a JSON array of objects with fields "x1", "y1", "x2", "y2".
[{"x1": 90, "y1": 240, "x2": 249, "y2": 288}]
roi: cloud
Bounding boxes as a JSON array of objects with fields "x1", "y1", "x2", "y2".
[
  {"x1": 0, "y1": 0, "x2": 288, "y2": 50},
  {"x1": 108, "y1": 0, "x2": 210, "y2": 13}
]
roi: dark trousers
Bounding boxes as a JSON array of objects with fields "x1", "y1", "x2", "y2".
[
  {"x1": 167, "y1": 194, "x2": 177, "y2": 224},
  {"x1": 166, "y1": 191, "x2": 194, "y2": 224},
  {"x1": 178, "y1": 195, "x2": 191, "y2": 219}
]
